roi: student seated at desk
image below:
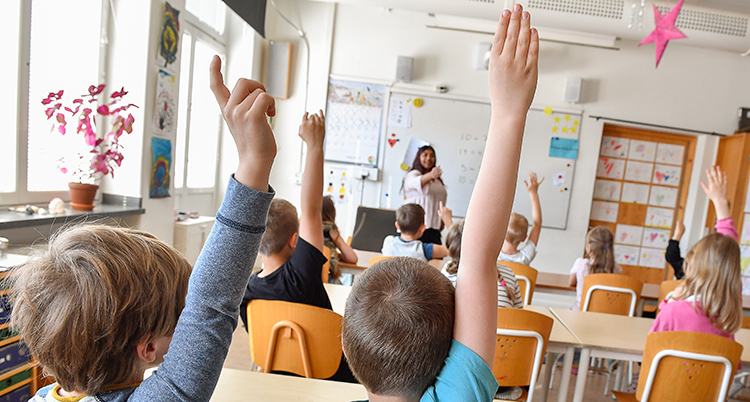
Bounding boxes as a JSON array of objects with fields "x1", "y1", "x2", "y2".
[
  {"x1": 381, "y1": 203, "x2": 448, "y2": 261},
  {"x1": 343, "y1": 6, "x2": 539, "y2": 401},
  {"x1": 568, "y1": 226, "x2": 622, "y2": 310},
  {"x1": 498, "y1": 172, "x2": 543, "y2": 265},
  {"x1": 10, "y1": 56, "x2": 276, "y2": 402},
  {"x1": 322, "y1": 195, "x2": 358, "y2": 283}
]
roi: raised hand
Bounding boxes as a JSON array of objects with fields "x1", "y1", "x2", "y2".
[
  {"x1": 209, "y1": 55, "x2": 276, "y2": 191},
  {"x1": 524, "y1": 172, "x2": 544, "y2": 193},
  {"x1": 430, "y1": 166, "x2": 443, "y2": 180},
  {"x1": 700, "y1": 165, "x2": 730, "y2": 220},
  {"x1": 672, "y1": 221, "x2": 685, "y2": 241},
  {"x1": 298, "y1": 110, "x2": 326, "y2": 149},
  {"x1": 438, "y1": 201, "x2": 453, "y2": 227}
]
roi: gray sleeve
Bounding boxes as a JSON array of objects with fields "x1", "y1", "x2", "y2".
[{"x1": 130, "y1": 176, "x2": 274, "y2": 401}]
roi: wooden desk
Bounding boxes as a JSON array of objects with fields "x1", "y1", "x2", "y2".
[
  {"x1": 323, "y1": 283, "x2": 350, "y2": 316},
  {"x1": 210, "y1": 368, "x2": 368, "y2": 401},
  {"x1": 549, "y1": 308, "x2": 654, "y2": 402},
  {"x1": 339, "y1": 249, "x2": 445, "y2": 276},
  {"x1": 534, "y1": 272, "x2": 660, "y2": 300}
]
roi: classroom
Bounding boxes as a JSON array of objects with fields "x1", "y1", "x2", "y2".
[{"x1": 2, "y1": 0, "x2": 750, "y2": 401}]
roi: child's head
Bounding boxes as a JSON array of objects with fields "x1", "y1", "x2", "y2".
[
  {"x1": 585, "y1": 226, "x2": 615, "y2": 274},
  {"x1": 677, "y1": 233, "x2": 741, "y2": 334},
  {"x1": 321, "y1": 195, "x2": 336, "y2": 224},
  {"x1": 342, "y1": 257, "x2": 455, "y2": 398},
  {"x1": 505, "y1": 213, "x2": 529, "y2": 246},
  {"x1": 9, "y1": 224, "x2": 191, "y2": 395},
  {"x1": 260, "y1": 199, "x2": 300, "y2": 256},
  {"x1": 395, "y1": 203, "x2": 426, "y2": 237}
]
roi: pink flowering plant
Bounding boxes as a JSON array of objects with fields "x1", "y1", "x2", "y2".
[{"x1": 42, "y1": 84, "x2": 137, "y2": 183}]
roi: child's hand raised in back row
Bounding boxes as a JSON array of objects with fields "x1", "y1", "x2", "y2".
[
  {"x1": 299, "y1": 111, "x2": 326, "y2": 149},
  {"x1": 701, "y1": 165, "x2": 730, "y2": 220},
  {"x1": 209, "y1": 55, "x2": 276, "y2": 191}
]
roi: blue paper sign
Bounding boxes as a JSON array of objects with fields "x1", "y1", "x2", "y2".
[{"x1": 549, "y1": 137, "x2": 579, "y2": 160}]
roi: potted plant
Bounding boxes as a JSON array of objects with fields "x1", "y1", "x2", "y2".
[{"x1": 42, "y1": 85, "x2": 137, "y2": 210}]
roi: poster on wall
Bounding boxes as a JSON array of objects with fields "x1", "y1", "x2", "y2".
[
  {"x1": 150, "y1": 137, "x2": 172, "y2": 199},
  {"x1": 614, "y1": 245, "x2": 639, "y2": 266},
  {"x1": 593, "y1": 180, "x2": 621, "y2": 202},
  {"x1": 600, "y1": 136, "x2": 629, "y2": 158},
  {"x1": 325, "y1": 167, "x2": 351, "y2": 205},
  {"x1": 624, "y1": 160, "x2": 654, "y2": 183},
  {"x1": 639, "y1": 247, "x2": 666, "y2": 269},
  {"x1": 628, "y1": 140, "x2": 657, "y2": 162},
  {"x1": 590, "y1": 201, "x2": 619, "y2": 223},
  {"x1": 621, "y1": 182, "x2": 650, "y2": 204},
  {"x1": 615, "y1": 224, "x2": 643, "y2": 246},
  {"x1": 655, "y1": 143, "x2": 685, "y2": 165},
  {"x1": 324, "y1": 79, "x2": 386, "y2": 165},
  {"x1": 653, "y1": 164, "x2": 681, "y2": 187},
  {"x1": 156, "y1": 2, "x2": 181, "y2": 71},
  {"x1": 642, "y1": 227, "x2": 670, "y2": 249},
  {"x1": 152, "y1": 69, "x2": 178, "y2": 136},
  {"x1": 597, "y1": 157, "x2": 625, "y2": 180}
]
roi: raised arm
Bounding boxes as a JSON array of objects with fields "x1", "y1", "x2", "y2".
[
  {"x1": 701, "y1": 166, "x2": 730, "y2": 221},
  {"x1": 456, "y1": 4, "x2": 538, "y2": 365},
  {"x1": 298, "y1": 111, "x2": 326, "y2": 252},
  {"x1": 420, "y1": 166, "x2": 442, "y2": 187},
  {"x1": 330, "y1": 229, "x2": 358, "y2": 264},
  {"x1": 525, "y1": 172, "x2": 544, "y2": 245},
  {"x1": 438, "y1": 201, "x2": 453, "y2": 228}
]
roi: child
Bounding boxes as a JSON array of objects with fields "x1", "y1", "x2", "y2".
[
  {"x1": 12, "y1": 55, "x2": 277, "y2": 401},
  {"x1": 322, "y1": 195, "x2": 358, "y2": 282},
  {"x1": 498, "y1": 172, "x2": 543, "y2": 265},
  {"x1": 666, "y1": 166, "x2": 739, "y2": 279},
  {"x1": 381, "y1": 203, "x2": 449, "y2": 261},
  {"x1": 568, "y1": 226, "x2": 622, "y2": 310},
  {"x1": 342, "y1": 5, "x2": 538, "y2": 401}
]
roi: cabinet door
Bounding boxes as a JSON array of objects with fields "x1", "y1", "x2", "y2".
[{"x1": 706, "y1": 133, "x2": 750, "y2": 231}]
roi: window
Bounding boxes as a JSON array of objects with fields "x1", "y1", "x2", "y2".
[
  {"x1": 186, "y1": 0, "x2": 226, "y2": 35},
  {"x1": 0, "y1": 0, "x2": 21, "y2": 193}
]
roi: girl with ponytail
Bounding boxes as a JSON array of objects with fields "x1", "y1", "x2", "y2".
[{"x1": 568, "y1": 226, "x2": 622, "y2": 310}]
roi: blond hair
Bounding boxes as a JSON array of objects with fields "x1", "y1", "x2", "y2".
[
  {"x1": 505, "y1": 213, "x2": 529, "y2": 246},
  {"x1": 674, "y1": 233, "x2": 741, "y2": 334},
  {"x1": 586, "y1": 226, "x2": 615, "y2": 275},
  {"x1": 9, "y1": 224, "x2": 191, "y2": 395}
]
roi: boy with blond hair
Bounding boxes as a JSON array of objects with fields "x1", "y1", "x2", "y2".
[
  {"x1": 381, "y1": 203, "x2": 449, "y2": 261},
  {"x1": 343, "y1": 5, "x2": 538, "y2": 401},
  {"x1": 498, "y1": 172, "x2": 543, "y2": 265},
  {"x1": 13, "y1": 56, "x2": 277, "y2": 401}
]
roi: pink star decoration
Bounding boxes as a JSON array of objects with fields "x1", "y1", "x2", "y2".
[{"x1": 638, "y1": 0, "x2": 688, "y2": 67}]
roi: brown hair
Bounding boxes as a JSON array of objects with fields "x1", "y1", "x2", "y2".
[
  {"x1": 9, "y1": 224, "x2": 191, "y2": 395},
  {"x1": 586, "y1": 226, "x2": 615, "y2": 275},
  {"x1": 396, "y1": 203, "x2": 425, "y2": 235},
  {"x1": 322, "y1": 195, "x2": 336, "y2": 224},
  {"x1": 674, "y1": 233, "x2": 741, "y2": 334},
  {"x1": 260, "y1": 199, "x2": 299, "y2": 255},
  {"x1": 505, "y1": 213, "x2": 529, "y2": 246},
  {"x1": 444, "y1": 221, "x2": 516, "y2": 303},
  {"x1": 342, "y1": 257, "x2": 455, "y2": 398}
]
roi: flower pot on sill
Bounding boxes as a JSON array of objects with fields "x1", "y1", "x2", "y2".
[{"x1": 68, "y1": 182, "x2": 99, "y2": 211}]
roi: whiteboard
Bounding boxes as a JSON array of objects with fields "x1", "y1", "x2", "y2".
[{"x1": 378, "y1": 92, "x2": 581, "y2": 229}]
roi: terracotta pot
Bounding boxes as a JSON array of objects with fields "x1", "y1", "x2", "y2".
[{"x1": 68, "y1": 182, "x2": 99, "y2": 211}]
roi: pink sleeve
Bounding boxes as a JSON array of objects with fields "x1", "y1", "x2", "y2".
[
  {"x1": 715, "y1": 217, "x2": 739, "y2": 241},
  {"x1": 403, "y1": 171, "x2": 424, "y2": 195},
  {"x1": 569, "y1": 258, "x2": 585, "y2": 275},
  {"x1": 614, "y1": 263, "x2": 623, "y2": 274}
]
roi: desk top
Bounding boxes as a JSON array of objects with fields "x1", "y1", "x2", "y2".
[
  {"x1": 732, "y1": 328, "x2": 750, "y2": 363},
  {"x1": 324, "y1": 283, "x2": 350, "y2": 316},
  {"x1": 342, "y1": 249, "x2": 444, "y2": 271},
  {"x1": 550, "y1": 308, "x2": 653, "y2": 356},
  {"x1": 523, "y1": 305, "x2": 580, "y2": 347},
  {"x1": 210, "y1": 369, "x2": 368, "y2": 402}
]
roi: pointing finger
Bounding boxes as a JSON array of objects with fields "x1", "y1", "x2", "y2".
[{"x1": 209, "y1": 56, "x2": 230, "y2": 109}]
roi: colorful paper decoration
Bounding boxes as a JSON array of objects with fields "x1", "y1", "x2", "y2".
[{"x1": 638, "y1": 0, "x2": 687, "y2": 67}]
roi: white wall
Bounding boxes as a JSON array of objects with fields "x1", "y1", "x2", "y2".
[{"x1": 262, "y1": 2, "x2": 750, "y2": 275}]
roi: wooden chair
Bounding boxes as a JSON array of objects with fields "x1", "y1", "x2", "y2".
[
  {"x1": 656, "y1": 279, "x2": 683, "y2": 315},
  {"x1": 494, "y1": 308, "x2": 553, "y2": 401},
  {"x1": 581, "y1": 273, "x2": 643, "y2": 317},
  {"x1": 322, "y1": 246, "x2": 331, "y2": 283},
  {"x1": 500, "y1": 261, "x2": 538, "y2": 305},
  {"x1": 612, "y1": 331, "x2": 742, "y2": 402},
  {"x1": 247, "y1": 299, "x2": 343, "y2": 379},
  {"x1": 369, "y1": 256, "x2": 392, "y2": 266}
]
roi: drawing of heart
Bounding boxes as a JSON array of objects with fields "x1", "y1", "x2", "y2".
[
  {"x1": 650, "y1": 233, "x2": 658, "y2": 242},
  {"x1": 655, "y1": 172, "x2": 665, "y2": 182},
  {"x1": 388, "y1": 138, "x2": 398, "y2": 147},
  {"x1": 621, "y1": 233, "x2": 628, "y2": 241}
]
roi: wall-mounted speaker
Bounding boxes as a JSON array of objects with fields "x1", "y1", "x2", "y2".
[
  {"x1": 563, "y1": 76, "x2": 583, "y2": 104},
  {"x1": 267, "y1": 40, "x2": 292, "y2": 99},
  {"x1": 396, "y1": 56, "x2": 413, "y2": 83}
]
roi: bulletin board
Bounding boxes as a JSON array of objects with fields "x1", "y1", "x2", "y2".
[
  {"x1": 379, "y1": 91, "x2": 581, "y2": 229},
  {"x1": 588, "y1": 124, "x2": 697, "y2": 284}
]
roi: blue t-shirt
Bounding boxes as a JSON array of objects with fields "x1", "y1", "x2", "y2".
[{"x1": 353, "y1": 340, "x2": 498, "y2": 402}]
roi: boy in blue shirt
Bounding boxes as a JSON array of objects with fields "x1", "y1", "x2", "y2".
[
  {"x1": 343, "y1": 5, "x2": 539, "y2": 401},
  {"x1": 381, "y1": 203, "x2": 449, "y2": 261}
]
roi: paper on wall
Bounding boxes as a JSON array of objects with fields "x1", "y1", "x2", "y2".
[
  {"x1": 597, "y1": 157, "x2": 625, "y2": 180},
  {"x1": 652, "y1": 164, "x2": 681, "y2": 187},
  {"x1": 655, "y1": 143, "x2": 685, "y2": 165},
  {"x1": 400, "y1": 137, "x2": 430, "y2": 171},
  {"x1": 639, "y1": 247, "x2": 666, "y2": 269},
  {"x1": 741, "y1": 214, "x2": 750, "y2": 246},
  {"x1": 388, "y1": 95, "x2": 411, "y2": 128},
  {"x1": 600, "y1": 136, "x2": 629, "y2": 158},
  {"x1": 649, "y1": 185, "x2": 679, "y2": 208},
  {"x1": 628, "y1": 140, "x2": 657, "y2": 162},
  {"x1": 615, "y1": 224, "x2": 643, "y2": 246},
  {"x1": 642, "y1": 227, "x2": 671, "y2": 249},
  {"x1": 645, "y1": 206, "x2": 674, "y2": 229},
  {"x1": 742, "y1": 245, "x2": 750, "y2": 276},
  {"x1": 624, "y1": 160, "x2": 654, "y2": 183},
  {"x1": 614, "y1": 245, "x2": 639, "y2": 266},
  {"x1": 553, "y1": 171, "x2": 566, "y2": 186},
  {"x1": 593, "y1": 180, "x2": 622, "y2": 202},
  {"x1": 590, "y1": 201, "x2": 619, "y2": 223},
  {"x1": 621, "y1": 182, "x2": 650, "y2": 204}
]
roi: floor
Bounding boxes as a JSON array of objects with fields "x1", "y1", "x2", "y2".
[{"x1": 223, "y1": 325, "x2": 750, "y2": 401}]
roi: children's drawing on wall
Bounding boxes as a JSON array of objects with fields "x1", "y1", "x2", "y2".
[
  {"x1": 593, "y1": 179, "x2": 621, "y2": 202},
  {"x1": 655, "y1": 143, "x2": 685, "y2": 165},
  {"x1": 325, "y1": 167, "x2": 350, "y2": 204},
  {"x1": 627, "y1": 140, "x2": 657, "y2": 162},
  {"x1": 150, "y1": 137, "x2": 171, "y2": 199},
  {"x1": 649, "y1": 185, "x2": 679, "y2": 208},
  {"x1": 600, "y1": 136, "x2": 629, "y2": 158},
  {"x1": 614, "y1": 245, "x2": 639, "y2": 266},
  {"x1": 639, "y1": 247, "x2": 666, "y2": 269},
  {"x1": 324, "y1": 79, "x2": 386, "y2": 165},
  {"x1": 156, "y1": 2, "x2": 181, "y2": 71},
  {"x1": 597, "y1": 157, "x2": 625, "y2": 180},
  {"x1": 152, "y1": 69, "x2": 177, "y2": 136},
  {"x1": 615, "y1": 224, "x2": 643, "y2": 246},
  {"x1": 652, "y1": 164, "x2": 681, "y2": 186},
  {"x1": 401, "y1": 137, "x2": 430, "y2": 171},
  {"x1": 642, "y1": 227, "x2": 670, "y2": 249},
  {"x1": 621, "y1": 182, "x2": 650, "y2": 204},
  {"x1": 624, "y1": 160, "x2": 654, "y2": 183},
  {"x1": 388, "y1": 96, "x2": 411, "y2": 128},
  {"x1": 644, "y1": 206, "x2": 674, "y2": 229},
  {"x1": 741, "y1": 216, "x2": 750, "y2": 246},
  {"x1": 590, "y1": 201, "x2": 619, "y2": 223}
]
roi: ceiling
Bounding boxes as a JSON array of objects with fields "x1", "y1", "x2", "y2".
[{"x1": 684, "y1": 0, "x2": 750, "y2": 15}]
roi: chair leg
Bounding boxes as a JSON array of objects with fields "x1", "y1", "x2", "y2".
[
  {"x1": 541, "y1": 352, "x2": 554, "y2": 402},
  {"x1": 549, "y1": 353, "x2": 563, "y2": 390}
]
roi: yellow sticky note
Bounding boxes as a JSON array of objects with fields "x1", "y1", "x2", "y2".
[
  {"x1": 544, "y1": 107, "x2": 553, "y2": 115},
  {"x1": 413, "y1": 98, "x2": 423, "y2": 107},
  {"x1": 400, "y1": 163, "x2": 409, "y2": 171}
]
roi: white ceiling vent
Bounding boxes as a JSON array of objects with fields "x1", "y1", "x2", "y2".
[
  {"x1": 656, "y1": 5, "x2": 748, "y2": 37},
  {"x1": 528, "y1": 0, "x2": 625, "y2": 20}
]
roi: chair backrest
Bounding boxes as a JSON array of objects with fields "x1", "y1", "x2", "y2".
[
  {"x1": 501, "y1": 261, "x2": 538, "y2": 305},
  {"x1": 322, "y1": 246, "x2": 331, "y2": 283},
  {"x1": 656, "y1": 279, "x2": 683, "y2": 315},
  {"x1": 350, "y1": 206, "x2": 398, "y2": 252},
  {"x1": 369, "y1": 256, "x2": 392, "y2": 266},
  {"x1": 636, "y1": 331, "x2": 742, "y2": 402},
  {"x1": 494, "y1": 308, "x2": 553, "y2": 402},
  {"x1": 247, "y1": 299, "x2": 343, "y2": 379},
  {"x1": 581, "y1": 273, "x2": 643, "y2": 316},
  {"x1": 743, "y1": 316, "x2": 750, "y2": 330}
]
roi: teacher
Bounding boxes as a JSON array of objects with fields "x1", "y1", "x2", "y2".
[{"x1": 402, "y1": 145, "x2": 447, "y2": 245}]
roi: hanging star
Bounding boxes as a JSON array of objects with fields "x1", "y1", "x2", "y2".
[{"x1": 639, "y1": 0, "x2": 688, "y2": 67}]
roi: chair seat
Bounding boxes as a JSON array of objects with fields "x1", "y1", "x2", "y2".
[
  {"x1": 611, "y1": 391, "x2": 638, "y2": 401},
  {"x1": 494, "y1": 387, "x2": 528, "y2": 401}
]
